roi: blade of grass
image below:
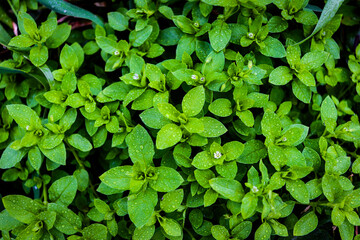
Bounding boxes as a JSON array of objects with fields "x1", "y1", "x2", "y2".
[
  {"x1": 37, "y1": 0, "x2": 104, "y2": 27},
  {"x1": 0, "y1": 23, "x2": 11, "y2": 45},
  {"x1": 0, "y1": 66, "x2": 49, "y2": 90},
  {"x1": 296, "y1": 0, "x2": 345, "y2": 45}
]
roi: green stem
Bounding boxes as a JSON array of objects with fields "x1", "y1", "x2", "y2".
[
  {"x1": 68, "y1": 145, "x2": 84, "y2": 168},
  {"x1": 184, "y1": 227, "x2": 196, "y2": 240},
  {"x1": 43, "y1": 183, "x2": 48, "y2": 205},
  {"x1": 338, "y1": 82, "x2": 355, "y2": 100},
  {"x1": 67, "y1": 142, "x2": 99, "y2": 198},
  {"x1": 6, "y1": 0, "x2": 18, "y2": 18}
]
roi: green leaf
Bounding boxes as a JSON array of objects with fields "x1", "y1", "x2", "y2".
[
  {"x1": 183, "y1": 118, "x2": 204, "y2": 133},
  {"x1": 268, "y1": 145, "x2": 287, "y2": 171},
  {"x1": 82, "y1": 223, "x2": 108, "y2": 240},
  {"x1": 100, "y1": 166, "x2": 133, "y2": 190},
  {"x1": 223, "y1": 141, "x2": 244, "y2": 160},
  {"x1": 159, "y1": 217, "x2": 182, "y2": 237},
  {"x1": 241, "y1": 193, "x2": 258, "y2": 219},
  {"x1": 269, "y1": 219, "x2": 288, "y2": 237},
  {"x1": 339, "y1": 219, "x2": 354, "y2": 240},
  {"x1": 192, "y1": 151, "x2": 214, "y2": 169},
  {"x1": 237, "y1": 110, "x2": 254, "y2": 127},
  {"x1": 211, "y1": 225, "x2": 230, "y2": 240},
  {"x1": 0, "y1": 142, "x2": 27, "y2": 169},
  {"x1": 39, "y1": 13, "x2": 57, "y2": 40},
  {"x1": 322, "y1": 173, "x2": 341, "y2": 202},
  {"x1": 94, "y1": 199, "x2": 110, "y2": 215},
  {"x1": 128, "y1": 188, "x2": 157, "y2": 228},
  {"x1": 293, "y1": 211, "x2": 318, "y2": 236},
  {"x1": 149, "y1": 166, "x2": 184, "y2": 192},
  {"x1": 231, "y1": 221, "x2": 252, "y2": 239},
  {"x1": 67, "y1": 134, "x2": 93, "y2": 152},
  {"x1": 209, "y1": 20, "x2": 231, "y2": 52},
  {"x1": 156, "y1": 123, "x2": 182, "y2": 150},
  {"x1": 133, "y1": 225, "x2": 155, "y2": 240},
  {"x1": 126, "y1": 125, "x2": 154, "y2": 165},
  {"x1": 269, "y1": 66, "x2": 293, "y2": 85},
  {"x1": 108, "y1": 12, "x2": 128, "y2": 31},
  {"x1": 321, "y1": 96, "x2": 337, "y2": 133},
  {"x1": 286, "y1": 179, "x2": 309, "y2": 204},
  {"x1": 140, "y1": 108, "x2": 171, "y2": 129},
  {"x1": 176, "y1": 34, "x2": 196, "y2": 60},
  {"x1": 209, "y1": 178, "x2": 244, "y2": 202},
  {"x1": 40, "y1": 142, "x2": 67, "y2": 165},
  {"x1": 73, "y1": 168, "x2": 89, "y2": 192},
  {"x1": 157, "y1": 27, "x2": 183, "y2": 46},
  {"x1": 2, "y1": 195, "x2": 45, "y2": 224},
  {"x1": 48, "y1": 203, "x2": 81, "y2": 234},
  {"x1": 46, "y1": 23, "x2": 71, "y2": 48},
  {"x1": 130, "y1": 25, "x2": 153, "y2": 47},
  {"x1": 49, "y1": 175, "x2": 78, "y2": 206},
  {"x1": 0, "y1": 210, "x2": 23, "y2": 231},
  {"x1": 201, "y1": 0, "x2": 237, "y2": 7},
  {"x1": 157, "y1": 102, "x2": 181, "y2": 122},
  {"x1": 160, "y1": 189, "x2": 184, "y2": 213},
  {"x1": 296, "y1": 70, "x2": 316, "y2": 87},
  {"x1": 209, "y1": 98, "x2": 233, "y2": 117},
  {"x1": 7, "y1": 104, "x2": 41, "y2": 129},
  {"x1": 194, "y1": 169, "x2": 215, "y2": 188},
  {"x1": 260, "y1": 36, "x2": 286, "y2": 58},
  {"x1": 37, "y1": 0, "x2": 104, "y2": 26},
  {"x1": 96, "y1": 36, "x2": 118, "y2": 55},
  {"x1": 301, "y1": 51, "x2": 329, "y2": 71},
  {"x1": 238, "y1": 140, "x2": 267, "y2": 164},
  {"x1": 8, "y1": 34, "x2": 34, "y2": 47},
  {"x1": 297, "y1": 0, "x2": 345, "y2": 44},
  {"x1": 102, "y1": 82, "x2": 131, "y2": 101},
  {"x1": 22, "y1": 13, "x2": 38, "y2": 37},
  {"x1": 182, "y1": 86, "x2": 205, "y2": 117},
  {"x1": 292, "y1": 79, "x2": 311, "y2": 104},
  {"x1": 172, "y1": 15, "x2": 196, "y2": 34},
  {"x1": 261, "y1": 111, "x2": 281, "y2": 138},
  {"x1": 60, "y1": 44, "x2": 79, "y2": 71},
  {"x1": 203, "y1": 51, "x2": 225, "y2": 74},
  {"x1": 279, "y1": 124, "x2": 309, "y2": 146},
  {"x1": 255, "y1": 222, "x2": 271, "y2": 240},
  {"x1": 267, "y1": 16, "x2": 288, "y2": 33},
  {"x1": 204, "y1": 188, "x2": 218, "y2": 207},
  {"x1": 199, "y1": 117, "x2": 227, "y2": 137}
]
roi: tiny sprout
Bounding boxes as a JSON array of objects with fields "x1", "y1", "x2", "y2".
[
  {"x1": 114, "y1": 50, "x2": 120, "y2": 56},
  {"x1": 248, "y1": 60, "x2": 253, "y2": 69},
  {"x1": 133, "y1": 73, "x2": 140, "y2": 80},
  {"x1": 193, "y1": 22, "x2": 200, "y2": 28},
  {"x1": 213, "y1": 151, "x2": 222, "y2": 159},
  {"x1": 252, "y1": 186, "x2": 259, "y2": 193}
]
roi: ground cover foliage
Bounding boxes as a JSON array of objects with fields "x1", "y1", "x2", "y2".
[{"x1": 0, "y1": 0, "x2": 360, "y2": 239}]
